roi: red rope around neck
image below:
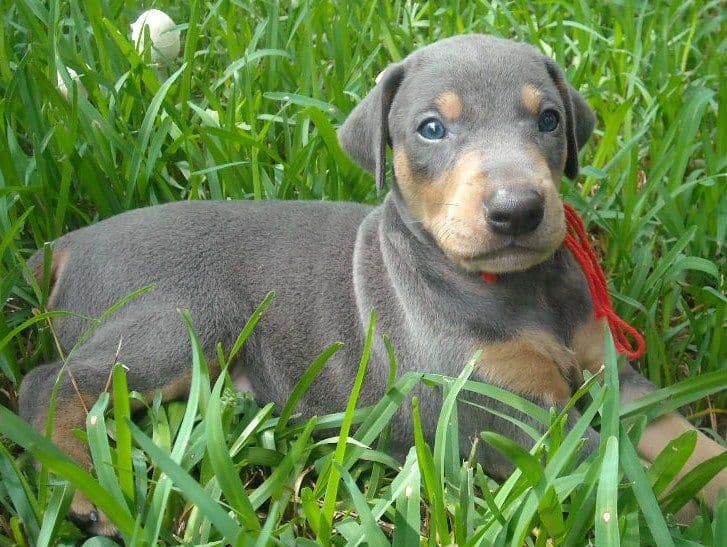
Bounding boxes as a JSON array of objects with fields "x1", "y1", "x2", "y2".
[
  {"x1": 562, "y1": 203, "x2": 646, "y2": 359},
  {"x1": 480, "y1": 203, "x2": 646, "y2": 360}
]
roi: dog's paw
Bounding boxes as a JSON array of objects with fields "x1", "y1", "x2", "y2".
[{"x1": 69, "y1": 492, "x2": 122, "y2": 541}]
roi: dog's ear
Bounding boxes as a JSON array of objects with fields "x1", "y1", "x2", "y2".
[
  {"x1": 338, "y1": 62, "x2": 406, "y2": 192},
  {"x1": 545, "y1": 59, "x2": 595, "y2": 179}
]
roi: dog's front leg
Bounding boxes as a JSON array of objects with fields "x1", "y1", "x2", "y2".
[
  {"x1": 467, "y1": 331, "x2": 601, "y2": 479},
  {"x1": 573, "y1": 318, "x2": 727, "y2": 516},
  {"x1": 619, "y1": 365, "x2": 727, "y2": 517}
]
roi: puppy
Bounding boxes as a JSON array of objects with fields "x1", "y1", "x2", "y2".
[{"x1": 20, "y1": 35, "x2": 726, "y2": 536}]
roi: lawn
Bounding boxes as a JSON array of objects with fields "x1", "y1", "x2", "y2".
[{"x1": 0, "y1": 0, "x2": 725, "y2": 545}]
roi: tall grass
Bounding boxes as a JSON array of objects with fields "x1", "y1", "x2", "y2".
[{"x1": 1, "y1": 0, "x2": 725, "y2": 544}]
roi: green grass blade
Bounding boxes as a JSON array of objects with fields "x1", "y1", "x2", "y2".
[
  {"x1": 226, "y1": 291, "x2": 275, "y2": 366},
  {"x1": 618, "y1": 423, "x2": 674, "y2": 547},
  {"x1": 349, "y1": 445, "x2": 422, "y2": 545},
  {"x1": 647, "y1": 430, "x2": 697, "y2": 496},
  {"x1": 412, "y1": 395, "x2": 449, "y2": 544},
  {"x1": 392, "y1": 460, "x2": 423, "y2": 547},
  {"x1": 0, "y1": 443, "x2": 40, "y2": 542},
  {"x1": 248, "y1": 417, "x2": 317, "y2": 510},
  {"x1": 229, "y1": 402, "x2": 276, "y2": 458},
  {"x1": 600, "y1": 330, "x2": 620, "y2": 439},
  {"x1": 423, "y1": 373, "x2": 550, "y2": 426},
  {"x1": 714, "y1": 492, "x2": 727, "y2": 546},
  {"x1": 537, "y1": 485, "x2": 566, "y2": 544},
  {"x1": 143, "y1": 308, "x2": 211, "y2": 543},
  {"x1": 318, "y1": 310, "x2": 376, "y2": 543},
  {"x1": 35, "y1": 483, "x2": 73, "y2": 547},
  {"x1": 129, "y1": 420, "x2": 242, "y2": 541},
  {"x1": 206, "y1": 372, "x2": 261, "y2": 531},
  {"x1": 661, "y1": 453, "x2": 727, "y2": 515},
  {"x1": 126, "y1": 64, "x2": 187, "y2": 205},
  {"x1": 481, "y1": 431, "x2": 544, "y2": 488},
  {"x1": 111, "y1": 363, "x2": 134, "y2": 504},
  {"x1": 595, "y1": 436, "x2": 620, "y2": 547},
  {"x1": 86, "y1": 393, "x2": 129, "y2": 509},
  {"x1": 333, "y1": 461, "x2": 390, "y2": 547},
  {"x1": 433, "y1": 354, "x2": 476, "y2": 486},
  {"x1": 301, "y1": 487, "x2": 322, "y2": 536},
  {"x1": 274, "y1": 341, "x2": 342, "y2": 436},
  {"x1": 352, "y1": 371, "x2": 422, "y2": 448},
  {"x1": 0, "y1": 407, "x2": 137, "y2": 536},
  {"x1": 252, "y1": 499, "x2": 281, "y2": 547},
  {"x1": 620, "y1": 369, "x2": 727, "y2": 422}
]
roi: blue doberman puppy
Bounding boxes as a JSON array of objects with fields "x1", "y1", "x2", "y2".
[{"x1": 20, "y1": 35, "x2": 726, "y2": 536}]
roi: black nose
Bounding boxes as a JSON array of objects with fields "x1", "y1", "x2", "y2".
[{"x1": 485, "y1": 188, "x2": 545, "y2": 236}]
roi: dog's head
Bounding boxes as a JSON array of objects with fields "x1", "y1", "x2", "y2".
[{"x1": 338, "y1": 35, "x2": 595, "y2": 273}]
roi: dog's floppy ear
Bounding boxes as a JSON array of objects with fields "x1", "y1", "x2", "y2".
[
  {"x1": 338, "y1": 62, "x2": 406, "y2": 191},
  {"x1": 545, "y1": 59, "x2": 595, "y2": 179}
]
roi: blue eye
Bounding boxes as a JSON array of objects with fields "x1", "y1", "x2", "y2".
[
  {"x1": 417, "y1": 118, "x2": 447, "y2": 140},
  {"x1": 538, "y1": 109, "x2": 560, "y2": 132}
]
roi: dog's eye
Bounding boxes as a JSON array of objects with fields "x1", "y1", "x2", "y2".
[
  {"x1": 538, "y1": 109, "x2": 560, "y2": 132},
  {"x1": 417, "y1": 118, "x2": 447, "y2": 140}
]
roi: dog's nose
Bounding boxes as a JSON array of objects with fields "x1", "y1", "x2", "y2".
[{"x1": 485, "y1": 188, "x2": 545, "y2": 236}]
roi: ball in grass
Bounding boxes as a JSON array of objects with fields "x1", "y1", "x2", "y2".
[
  {"x1": 56, "y1": 67, "x2": 86, "y2": 100},
  {"x1": 131, "y1": 9, "x2": 181, "y2": 65}
]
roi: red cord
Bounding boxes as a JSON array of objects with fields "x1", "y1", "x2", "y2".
[
  {"x1": 562, "y1": 203, "x2": 646, "y2": 360},
  {"x1": 479, "y1": 203, "x2": 646, "y2": 360}
]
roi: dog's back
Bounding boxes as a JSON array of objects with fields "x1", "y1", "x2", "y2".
[{"x1": 32, "y1": 199, "x2": 371, "y2": 345}]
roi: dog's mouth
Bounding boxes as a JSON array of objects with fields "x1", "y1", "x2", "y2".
[
  {"x1": 447, "y1": 242, "x2": 555, "y2": 273},
  {"x1": 469, "y1": 242, "x2": 540, "y2": 261}
]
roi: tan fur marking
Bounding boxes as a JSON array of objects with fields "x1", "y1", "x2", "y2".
[
  {"x1": 394, "y1": 148, "x2": 490, "y2": 259},
  {"x1": 435, "y1": 90, "x2": 463, "y2": 120},
  {"x1": 38, "y1": 397, "x2": 93, "y2": 470},
  {"x1": 526, "y1": 143, "x2": 561, "y2": 191},
  {"x1": 129, "y1": 374, "x2": 192, "y2": 412},
  {"x1": 47, "y1": 249, "x2": 69, "y2": 308},
  {"x1": 32, "y1": 248, "x2": 70, "y2": 309},
  {"x1": 394, "y1": 147, "x2": 567, "y2": 272},
  {"x1": 521, "y1": 84, "x2": 542, "y2": 114},
  {"x1": 638, "y1": 413, "x2": 727, "y2": 512},
  {"x1": 523, "y1": 144, "x2": 567, "y2": 259},
  {"x1": 136, "y1": 361, "x2": 219, "y2": 410},
  {"x1": 160, "y1": 371, "x2": 193, "y2": 400},
  {"x1": 475, "y1": 331, "x2": 577, "y2": 405},
  {"x1": 571, "y1": 319, "x2": 606, "y2": 375},
  {"x1": 30, "y1": 394, "x2": 96, "y2": 524}
]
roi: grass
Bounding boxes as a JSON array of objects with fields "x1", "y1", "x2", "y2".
[{"x1": 0, "y1": 0, "x2": 725, "y2": 544}]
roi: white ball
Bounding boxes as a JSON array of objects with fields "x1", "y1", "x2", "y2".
[
  {"x1": 131, "y1": 9, "x2": 181, "y2": 65},
  {"x1": 56, "y1": 67, "x2": 86, "y2": 100}
]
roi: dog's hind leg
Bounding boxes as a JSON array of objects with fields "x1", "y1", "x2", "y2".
[
  {"x1": 19, "y1": 359, "x2": 115, "y2": 535},
  {"x1": 18, "y1": 302, "x2": 211, "y2": 537}
]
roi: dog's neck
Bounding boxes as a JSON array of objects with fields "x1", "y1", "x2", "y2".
[
  {"x1": 381, "y1": 189, "x2": 646, "y2": 358},
  {"x1": 362, "y1": 192, "x2": 590, "y2": 346},
  {"x1": 379, "y1": 190, "x2": 570, "y2": 296}
]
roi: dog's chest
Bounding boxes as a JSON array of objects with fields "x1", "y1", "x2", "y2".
[
  {"x1": 353, "y1": 201, "x2": 593, "y2": 388},
  {"x1": 389, "y1": 288, "x2": 571, "y2": 372}
]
